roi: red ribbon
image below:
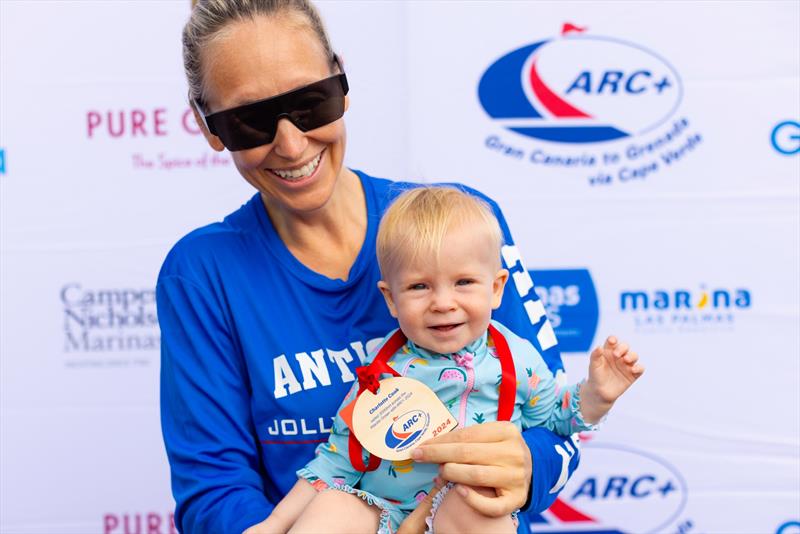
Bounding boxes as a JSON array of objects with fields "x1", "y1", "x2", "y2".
[
  {"x1": 488, "y1": 324, "x2": 516, "y2": 422},
  {"x1": 348, "y1": 331, "x2": 404, "y2": 472},
  {"x1": 355, "y1": 357, "x2": 399, "y2": 395}
]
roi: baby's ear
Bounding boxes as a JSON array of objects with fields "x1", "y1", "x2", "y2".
[
  {"x1": 491, "y1": 269, "x2": 509, "y2": 309},
  {"x1": 377, "y1": 281, "x2": 398, "y2": 318}
]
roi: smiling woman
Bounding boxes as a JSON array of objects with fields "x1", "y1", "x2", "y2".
[
  {"x1": 186, "y1": 8, "x2": 364, "y2": 280},
  {"x1": 157, "y1": 1, "x2": 584, "y2": 533}
]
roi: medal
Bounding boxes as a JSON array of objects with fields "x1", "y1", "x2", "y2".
[{"x1": 341, "y1": 325, "x2": 517, "y2": 471}]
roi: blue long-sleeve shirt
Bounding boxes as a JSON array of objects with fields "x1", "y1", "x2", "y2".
[{"x1": 157, "y1": 171, "x2": 580, "y2": 534}]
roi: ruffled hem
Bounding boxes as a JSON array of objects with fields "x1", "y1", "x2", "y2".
[
  {"x1": 297, "y1": 468, "x2": 396, "y2": 534},
  {"x1": 424, "y1": 482, "x2": 454, "y2": 533},
  {"x1": 569, "y1": 380, "x2": 606, "y2": 433},
  {"x1": 424, "y1": 483, "x2": 519, "y2": 533},
  {"x1": 327, "y1": 482, "x2": 395, "y2": 534}
]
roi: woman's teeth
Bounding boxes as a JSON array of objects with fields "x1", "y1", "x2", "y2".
[{"x1": 271, "y1": 153, "x2": 322, "y2": 181}]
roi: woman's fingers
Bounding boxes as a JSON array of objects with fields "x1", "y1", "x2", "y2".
[
  {"x1": 413, "y1": 441, "x2": 518, "y2": 465},
  {"x1": 412, "y1": 421, "x2": 519, "y2": 463},
  {"x1": 415, "y1": 420, "x2": 517, "y2": 447},
  {"x1": 453, "y1": 485, "x2": 518, "y2": 517},
  {"x1": 410, "y1": 421, "x2": 531, "y2": 515},
  {"x1": 438, "y1": 463, "x2": 520, "y2": 489}
]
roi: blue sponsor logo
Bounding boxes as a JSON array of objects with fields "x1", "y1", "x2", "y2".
[
  {"x1": 620, "y1": 285, "x2": 751, "y2": 331},
  {"x1": 529, "y1": 269, "x2": 599, "y2": 353},
  {"x1": 777, "y1": 520, "x2": 800, "y2": 534},
  {"x1": 384, "y1": 410, "x2": 429, "y2": 452},
  {"x1": 478, "y1": 25, "x2": 703, "y2": 188},
  {"x1": 771, "y1": 120, "x2": 800, "y2": 155},
  {"x1": 529, "y1": 443, "x2": 691, "y2": 533},
  {"x1": 479, "y1": 28, "x2": 681, "y2": 144}
]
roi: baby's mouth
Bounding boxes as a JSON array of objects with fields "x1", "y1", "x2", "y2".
[{"x1": 429, "y1": 323, "x2": 463, "y2": 332}]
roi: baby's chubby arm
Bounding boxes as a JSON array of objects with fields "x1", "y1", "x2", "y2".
[{"x1": 579, "y1": 336, "x2": 645, "y2": 424}]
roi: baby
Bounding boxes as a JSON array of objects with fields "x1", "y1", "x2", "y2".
[{"x1": 263, "y1": 186, "x2": 644, "y2": 533}]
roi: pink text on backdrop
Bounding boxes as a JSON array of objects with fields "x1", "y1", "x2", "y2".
[{"x1": 87, "y1": 109, "x2": 202, "y2": 138}]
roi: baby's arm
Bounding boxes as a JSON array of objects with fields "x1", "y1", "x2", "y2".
[
  {"x1": 518, "y1": 335, "x2": 642, "y2": 435},
  {"x1": 578, "y1": 336, "x2": 644, "y2": 424}
]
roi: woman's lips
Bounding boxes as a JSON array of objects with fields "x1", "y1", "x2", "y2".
[{"x1": 267, "y1": 149, "x2": 324, "y2": 184}]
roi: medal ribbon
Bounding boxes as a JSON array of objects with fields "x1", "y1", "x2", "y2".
[
  {"x1": 349, "y1": 326, "x2": 517, "y2": 472},
  {"x1": 349, "y1": 330, "x2": 404, "y2": 472}
]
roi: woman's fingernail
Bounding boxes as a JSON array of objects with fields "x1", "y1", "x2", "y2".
[
  {"x1": 412, "y1": 448, "x2": 423, "y2": 460},
  {"x1": 456, "y1": 485, "x2": 468, "y2": 497}
]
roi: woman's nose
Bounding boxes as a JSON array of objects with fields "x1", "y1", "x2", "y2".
[{"x1": 271, "y1": 118, "x2": 308, "y2": 160}]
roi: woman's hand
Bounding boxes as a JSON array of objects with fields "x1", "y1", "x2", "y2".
[{"x1": 411, "y1": 421, "x2": 531, "y2": 517}]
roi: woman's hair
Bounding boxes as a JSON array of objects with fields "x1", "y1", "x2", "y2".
[
  {"x1": 376, "y1": 186, "x2": 504, "y2": 279},
  {"x1": 184, "y1": 0, "x2": 336, "y2": 112}
]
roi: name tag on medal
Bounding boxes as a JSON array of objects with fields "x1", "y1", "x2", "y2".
[{"x1": 341, "y1": 376, "x2": 458, "y2": 461}]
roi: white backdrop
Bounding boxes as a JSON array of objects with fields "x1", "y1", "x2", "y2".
[{"x1": 1, "y1": 1, "x2": 798, "y2": 533}]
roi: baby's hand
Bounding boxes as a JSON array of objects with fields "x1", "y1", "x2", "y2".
[
  {"x1": 587, "y1": 336, "x2": 644, "y2": 404},
  {"x1": 579, "y1": 336, "x2": 644, "y2": 424}
]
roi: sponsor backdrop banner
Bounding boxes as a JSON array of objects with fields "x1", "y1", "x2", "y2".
[{"x1": 1, "y1": 1, "x2": 798, "y2": 533}]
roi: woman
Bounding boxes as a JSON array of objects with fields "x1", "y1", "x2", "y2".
[{"x1": 159, "y1": 1, "x2": 580, "y2": 532}]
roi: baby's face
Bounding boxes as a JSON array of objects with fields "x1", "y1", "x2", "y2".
[{"x1": 378, "y1": 224, "x2": 508, "y2": 354}]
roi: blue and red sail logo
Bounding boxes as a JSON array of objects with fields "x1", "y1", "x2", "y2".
[
  {"x1": 384, "y1": 410, "x2": 429, "y2": 451},
  {"x1": 529, "y1": 443, "x2": 689, "y2": 533},
  {"x1": 478, "y1": 24, "x2": 683, "y2": 144}
]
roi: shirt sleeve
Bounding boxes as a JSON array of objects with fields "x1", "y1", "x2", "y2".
[
  {"x1": 158, "y1": 274, "x2": 273, "y2": 534},
  {"x1": 471, "y1": 191, "x2": 581, "y2": 514},
  {"x1": 521, "y1": 430, "x2": 582, "y2": 514}
]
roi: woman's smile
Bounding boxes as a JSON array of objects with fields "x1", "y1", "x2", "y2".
[{"x1": 266, "y1": 149, "x2": 324, "y2": 185}]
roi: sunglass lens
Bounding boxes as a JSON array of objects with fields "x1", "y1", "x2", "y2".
[
  {"x1": 223, "y1": 106, "x2": 277, "y2": 150},
  {"x1": 289, "y1": 95, "x2": 345, "y2": 131}
]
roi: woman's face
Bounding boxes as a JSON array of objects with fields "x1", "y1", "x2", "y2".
[{"x1": 199, "y1": 14, "x2": 348, "y2": 215}]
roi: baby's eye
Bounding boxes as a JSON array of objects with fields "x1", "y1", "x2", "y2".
[
  {"x1": 456, "y1": 279, "x2": 475, "y2": 286},
  {"x1": 408, "y1": 283, "x2": 427, "y2": 290}
]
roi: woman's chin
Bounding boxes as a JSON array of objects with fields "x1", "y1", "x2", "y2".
[{"x1": 262, "y1": 177, "x2": 339, "y2": 217}]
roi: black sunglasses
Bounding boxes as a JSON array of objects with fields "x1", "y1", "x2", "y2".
[{"x1": 199, "y1": 59, "x2": 349, "y2": 151}]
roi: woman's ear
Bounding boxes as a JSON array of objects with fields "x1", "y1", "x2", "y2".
[
  {"x1": 377, "y1": 281, "x2": 398, "y2": 318},
  {"x1": 190, "y1": 100, "x2": 225, "y2": 152},
  {"x1": 491, "y1": 269, "x2": 509, "y2": 310}
]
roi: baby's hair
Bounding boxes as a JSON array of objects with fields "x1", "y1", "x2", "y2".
[{"x1": 376, "y1": 186, "x2": 504, "y2": 278}]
